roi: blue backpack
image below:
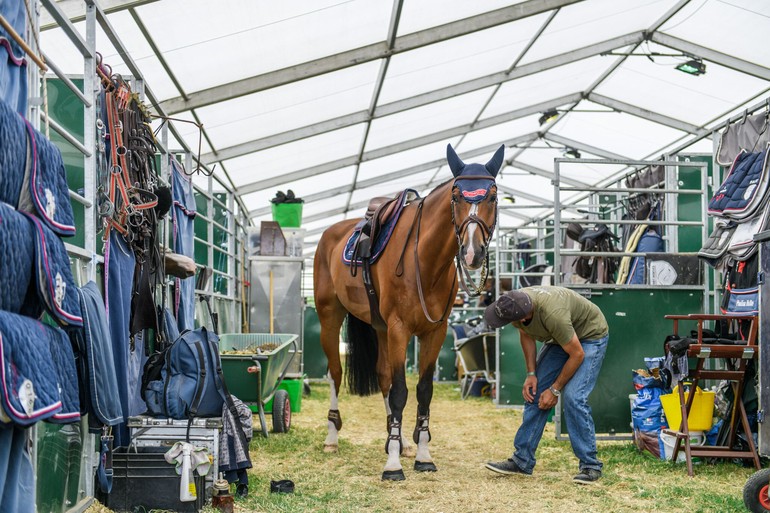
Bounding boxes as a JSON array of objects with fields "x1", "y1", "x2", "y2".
[{"x1": 143, "y1": 326, "x2": 228, "y2": 419}]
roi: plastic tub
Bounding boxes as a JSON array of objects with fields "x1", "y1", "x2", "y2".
[
  {"x1": 271, "y1": 203, "x2": 303, "y2": 228},
  {"x1": 660, "y1": 430, "x2": 705, "y2": 462},
  {"x1": 660, "y1": 386, "x2": 715, "y2": 432}
]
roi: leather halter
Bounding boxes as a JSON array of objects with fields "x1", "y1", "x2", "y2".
[{"x1": 451, "y1": 175, "x2": 497, "y2": 296}]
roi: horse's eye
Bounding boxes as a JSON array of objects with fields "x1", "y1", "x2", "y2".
[{"x1": 489, "y1": 194, "x2": 497, "y2": 203}]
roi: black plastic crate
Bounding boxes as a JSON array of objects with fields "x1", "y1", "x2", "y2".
[{"x1": 102, "y1": 448, "x2": 206, "y2": 513}]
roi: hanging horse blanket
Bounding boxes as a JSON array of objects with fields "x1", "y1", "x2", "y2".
[
  {"x1": 342, "y1": 189, "x2": 418, "y2": 266},
  {"x1": 0, "y1": 2, "x2": 27, "y2": 114},
  {"x1": 708, "y1": 146, "x2": 770, "y2": 220},
  {"x1": 698, "y1": 222, "x2": 736, "y2": 269},
  {"x1": 0, "y1": 99, "x2": 76, "y2": 237},
  {"x1": 717, "y1": 112, "x2": 770, "y2": 166},
  {"x1": 0, "y1": 310, "x2": 79, "y2": 426},
  {"x1": 0, "y1": 201, "x2": 82, "y2": 327},
  {"x1": 70, "y1": 281, "x2": 124, "y2": 429}
]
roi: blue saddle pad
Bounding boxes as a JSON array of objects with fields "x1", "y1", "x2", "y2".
[
  {"x1": 0, "y1": 99, "x2": 76, "y2": 237},
  {"x1": 0, "y1": 311, "x2": 80, "y2": 425},
  {"x1": 21, "y1": 210, "x2": 82, "y2": 327},
  {"x1": 342, "y1": 190, "x2": 418, "y2": 266},
  {"x1": 0, "y1": 202, "x2": 81, "y2": 327}
]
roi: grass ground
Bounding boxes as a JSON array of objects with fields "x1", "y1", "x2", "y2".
[{"x1": 88, "y1": 374, "x2": 758, "y2": 513}]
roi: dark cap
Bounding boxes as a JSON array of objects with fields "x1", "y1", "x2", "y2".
[{"x1": 484, "y1": 290, "x2": 533, "y2": 328}]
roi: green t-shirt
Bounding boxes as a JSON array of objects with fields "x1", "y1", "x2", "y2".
[{"x1": 511, "y1": 286, "x2": 608, "y2": 346}]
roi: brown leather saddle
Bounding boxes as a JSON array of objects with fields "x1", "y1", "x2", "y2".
[
  {"x1": 349, "y1": 189, "x2": 419, "y2": 331},
  {"x1": 351, "y1": 190, "x2": 418, "y2": 264}
]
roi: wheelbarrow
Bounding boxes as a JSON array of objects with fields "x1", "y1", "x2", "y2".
[{"x1": 219, "y1": 333, "x2": 298, "y2": 437}]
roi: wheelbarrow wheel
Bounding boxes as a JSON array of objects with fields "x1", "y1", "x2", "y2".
[
  {"x1": 272, "y1": 389, "x2": 291, "y2": 433},
  {"x1": 744, "y1": 468, "x2": 770, "y2": 512}
]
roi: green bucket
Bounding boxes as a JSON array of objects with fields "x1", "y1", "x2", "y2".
[{"x1": 271, "y1": 203, "x2": 303, "y2": 228}]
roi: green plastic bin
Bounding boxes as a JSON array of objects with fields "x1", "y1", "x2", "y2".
[{"x1": 271, "y1": 203, "x2": 303, "y2": 228}]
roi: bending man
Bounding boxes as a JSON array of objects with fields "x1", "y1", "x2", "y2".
[{"x1": 483, "y1": 286, "x2": 609, "y2": 485}]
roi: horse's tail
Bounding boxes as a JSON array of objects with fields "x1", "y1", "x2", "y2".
[{"x1": 344, "y1": 313, "x2": 379, "y2": 396}]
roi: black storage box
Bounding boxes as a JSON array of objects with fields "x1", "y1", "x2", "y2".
[
  {"x1": 102, "y1": 447, "x2": 206, "y2": 513},
  {"x1": 645, "y1": 254, "x2": 703, "y2": 286}
]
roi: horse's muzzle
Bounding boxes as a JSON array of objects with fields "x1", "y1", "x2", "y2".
[{"x1": 461, "y1": 244, "x2": 486, "y2": 270}]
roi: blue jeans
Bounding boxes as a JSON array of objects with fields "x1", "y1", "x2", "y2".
[{"x1": 512, "y1": 335, "x2": 608, "y2": 473}]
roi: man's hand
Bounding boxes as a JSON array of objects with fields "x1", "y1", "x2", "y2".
[
  {"x1": 522, "y1": 375, "x2": 537, "y2": 403},
  {"x1": 538, "y1": 388, "x2": 558, "y2": 410}
]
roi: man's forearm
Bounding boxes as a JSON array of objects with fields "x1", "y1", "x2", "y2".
[{"x1": 552, "y1": 352, "x2": 584, "y2": 390}]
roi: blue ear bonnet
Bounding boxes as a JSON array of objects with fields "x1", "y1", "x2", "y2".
[
  {"x1": 446, "y1": 143, "x2": 503, "y2": 204},
  {"x1": 454, "y1": 171, "x2": 496, "y2": 204}
]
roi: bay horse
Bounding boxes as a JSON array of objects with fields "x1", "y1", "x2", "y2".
[{"x1": 313, "y1": 143, "x2": 503, "y2": 480}]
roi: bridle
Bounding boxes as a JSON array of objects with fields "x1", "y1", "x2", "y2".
[
  {"x1": 450, "y1": 175, "x2": 497, "y2": 297},
  {"x1": 397, "y1": 175, "x2": 497, "y2": 325}
]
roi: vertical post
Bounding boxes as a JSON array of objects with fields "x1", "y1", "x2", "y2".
[
  {"x1": 227, "y1": 184, "x2": 236, "y2": 334},
  {"x1": 208, "y1": 172, "x2": 214, "y2": 323},
  {"x1": 700, "y1": 160, "x2": 709, "y2": 314},
  {"x1": 553, "y1": 160, "x2": 562, "y2": 286},
  {"x1": 84, "y1": 0, "x2": 97, "y2": 282}
]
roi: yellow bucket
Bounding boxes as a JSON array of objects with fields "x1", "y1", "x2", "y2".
[{"x1": 660, "y1": 386, "x2": 715, "y2": 432}]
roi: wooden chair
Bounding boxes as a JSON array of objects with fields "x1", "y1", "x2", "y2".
[{"x1": 663, "y1": 314, "x2": 761, "y2": 476}]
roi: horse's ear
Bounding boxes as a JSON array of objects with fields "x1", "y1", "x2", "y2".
[
  {"x1": 446, "y1": 144, "x2": 465, "y2": 177},
  {"x1": 485, "y1": 144, "x2": 505, "y2": 177}
]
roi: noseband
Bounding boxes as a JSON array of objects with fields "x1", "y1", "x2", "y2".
[{"x1": 450, "y1": 175, "x2": 497, "y2": 296}]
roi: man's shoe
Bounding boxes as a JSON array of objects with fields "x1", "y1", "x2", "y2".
[
  {"x1": 573, "y1": 468, "x2": 601, "y2": 485},
  {"x1": 484, "y1": 459, "x2": 532, "y2": 476}
]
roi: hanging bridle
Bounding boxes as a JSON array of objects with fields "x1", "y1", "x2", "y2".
[{"x1": 450, "y1": 174, "x2": 497, "y2": 297}]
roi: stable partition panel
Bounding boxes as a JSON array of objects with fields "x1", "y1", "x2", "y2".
[{"x1": 554, "y1": 287, "x2": 704, "y2": 439}]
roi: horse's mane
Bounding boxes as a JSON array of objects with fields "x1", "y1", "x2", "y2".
[{"x1": 426, "y1": 178, "x2": 454, "y2": 197}]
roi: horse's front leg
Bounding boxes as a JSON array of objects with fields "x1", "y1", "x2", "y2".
[
  {"x1": 376, "y1": 331, "x2": 415, "y2": 460},
  {"x1": 413, "y1": 328, "x2": 446, "y2": 472},
  {"x1": 381, "y1": 333, "x2": 409, "y2": 481}
]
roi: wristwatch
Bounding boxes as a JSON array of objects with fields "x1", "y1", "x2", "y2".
[{"x1": 549, "y1": 386, "x2": 561, "y2": 397}]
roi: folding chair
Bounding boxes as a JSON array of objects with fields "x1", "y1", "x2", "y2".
[{"x1": 454, "y1": 332, "x2": 496, "y2": 399}]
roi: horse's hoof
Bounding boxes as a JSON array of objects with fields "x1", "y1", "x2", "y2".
[
  {"x1": 382, "y1": 469, "x2": 406, "y2": 481},
  {"x1": 323, "y1": 444, "x2": 338, "y2": 453},
  {"x1": 401, "y1": 444, "x2": 417, "y2": 458},
  {"x1": 414, "y1": 461, "x2": 437, "y2": 472}
]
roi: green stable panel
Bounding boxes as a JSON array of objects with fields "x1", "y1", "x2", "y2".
[
  {"x1": 498, "y1": 288, "x2": 704, "y2": 435},
  {"x1": 677, "y1": 155, "x2": 711, "y2": 253},
  {"x1": 563, "y1": 288, "x2": 703, "y2": 436},
  {"x1": 303, "y1": 306, "x2": 328, "y2": 379},
  {"x1": 436, "y1": 328, "x2": 458, "y2": 382},
  {"x1": 36, "y1": 422, "x2": 85, "y2": 513}
]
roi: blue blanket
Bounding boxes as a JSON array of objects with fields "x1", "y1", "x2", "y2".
[
  {"x1": 71, "y1": 282, "x2": 124, "y2": 428},
  {"x1": 0, "y1": 202, "x2": 81, "y2": 327},
  {"x1": 0, "y1": 99, "x2": 76, "y2": 236},
  {"x1": 0, "y1": 311, "x2": 79, "y2": 426}
]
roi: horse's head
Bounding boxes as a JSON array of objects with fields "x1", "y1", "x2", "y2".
[{"x1": 446, "y1": 144, "x2": 504, "y2": 270}]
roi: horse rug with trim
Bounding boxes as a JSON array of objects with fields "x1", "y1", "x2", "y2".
[
  {"x1": 0, "y1": 98, "x2": 76, "y2": 237},
  {"x1": 0, "y1": 201, "x2": 82, "y2": 327},
  {"x1": 0, "y1": 310, "x2": 80, "y2": 426}
]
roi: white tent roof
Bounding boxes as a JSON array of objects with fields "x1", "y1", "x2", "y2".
[{"x1": 41, "y1": 0, "x2": 770, "y2": 256}]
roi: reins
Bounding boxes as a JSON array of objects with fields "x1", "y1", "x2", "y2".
[{"x1": 394, "y1": 174, "x2": 497, "y2": 324}]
